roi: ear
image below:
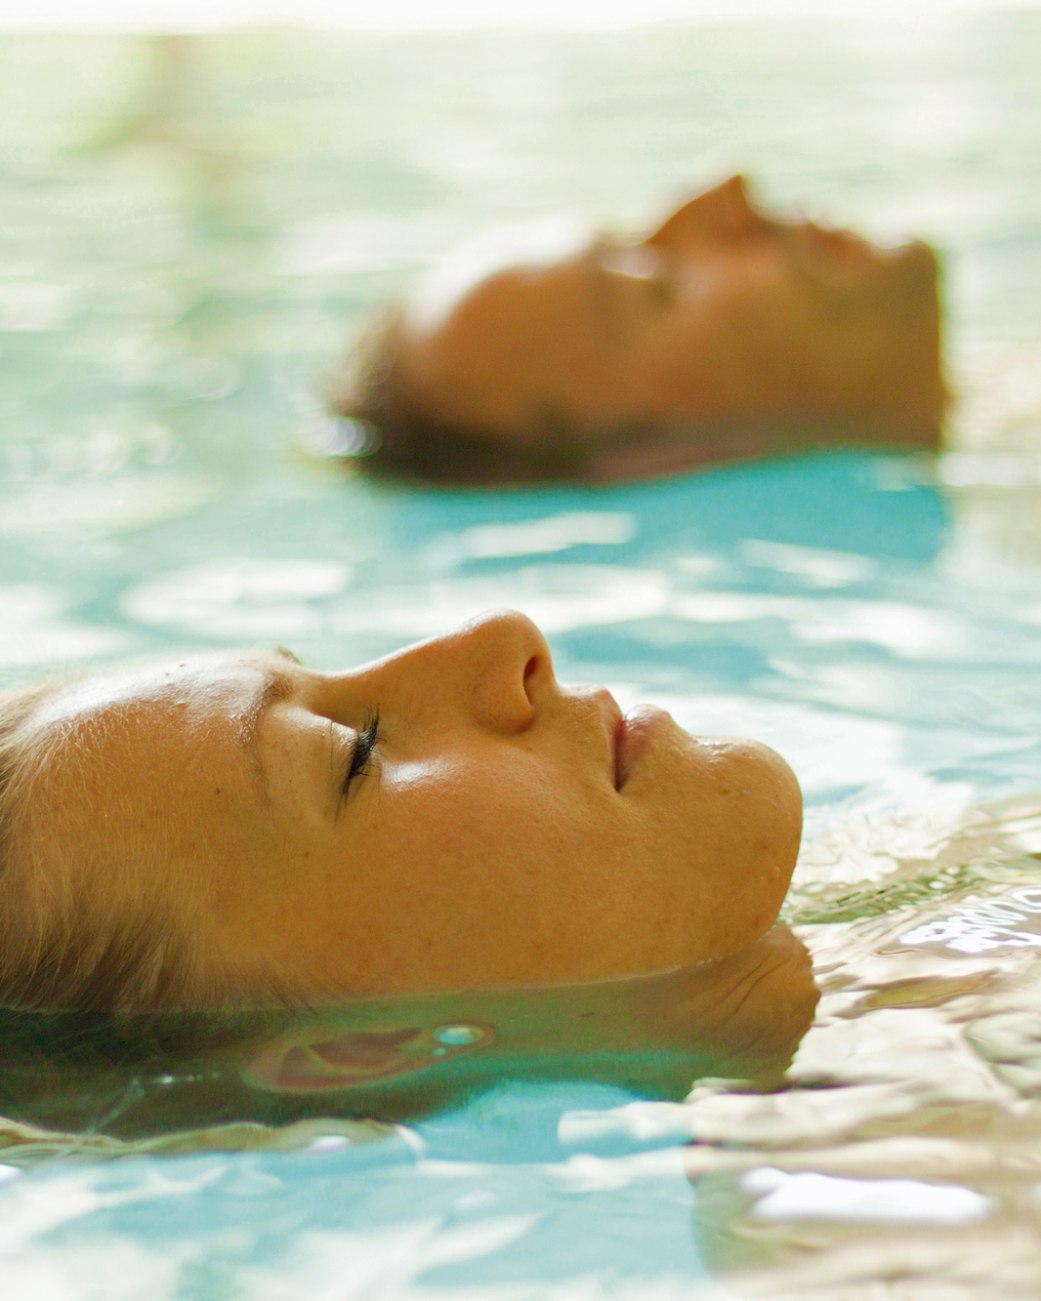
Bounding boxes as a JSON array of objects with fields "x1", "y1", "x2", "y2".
[{"x1": 241, "y1": 1022, "x2": 493, "y2": 1095}]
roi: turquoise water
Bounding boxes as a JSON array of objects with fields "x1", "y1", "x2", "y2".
[{"x1": 3, "y1": 14, "x2": 1041, "y2": 1296}]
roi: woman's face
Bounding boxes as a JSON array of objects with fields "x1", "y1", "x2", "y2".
[
  {"x1": 31, "y1": 612, "x2": 802, "y2": 1005},
  {"x1": 399, "y1": 175, "x2": 944, "y2": 461}
]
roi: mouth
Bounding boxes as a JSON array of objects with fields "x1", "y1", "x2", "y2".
[
  {"x1": 612, "y1": 711, "x2": 626, "y2": 791},
  {"x1": 594, "y1": 691, "x2": 627, "y2": 791},
  {"x1": 613, "y1": 704, "x2": 670, "y2": 791},
  {"x1": 787, "y1": 217, "x2": 879, "y2": 273}
]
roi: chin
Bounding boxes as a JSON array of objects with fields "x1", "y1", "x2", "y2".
[
  {"x1": 886, "y1": 238, "x2": 942, "y2": 309},
  {"x1": 706, "y1": 733, "x2": 803, "y2": 824},
  {"x1": 729, "y1": 738, "x2": 803, "y2": 934},
  {"x1": 669, "y1": 733, "x2": 803, "y2": 960}
]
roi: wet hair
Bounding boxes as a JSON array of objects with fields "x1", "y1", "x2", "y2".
[
  {"x1": 0, "y1": 683, "x2": 200, "y2": 1015},
  {"x1": 327, "y1": 307, "x2": 594, "y2": 486},
  {"x1": 0, "y1": 1000, "x2": 325, "y2": 1141}
]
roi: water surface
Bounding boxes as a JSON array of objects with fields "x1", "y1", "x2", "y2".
[{"x1": 2, "y1": 14, "x2": 1041, "y2": 1297}]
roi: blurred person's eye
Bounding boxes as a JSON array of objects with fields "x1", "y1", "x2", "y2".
[{"x1": 597, "y1": 243, "x2": 677, "y2": 308}]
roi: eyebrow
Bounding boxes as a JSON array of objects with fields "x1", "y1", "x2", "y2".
[{"x1": 239, "y1": 664, "x2": 296, "y2": 808}]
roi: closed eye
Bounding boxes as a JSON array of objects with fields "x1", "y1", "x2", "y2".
[
  {"x1": 341, "y1": 709, "x2": 382, "y2": 801},
  {"x1": 594, "y1": 241, "x2": 676, "y2": 309}
]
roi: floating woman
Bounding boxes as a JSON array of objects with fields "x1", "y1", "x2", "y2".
[
  {"x1": 0, "y1": 610, "x2": 802, "y2": 1016},
  {"x1": 329, "y1": 174, "x2": 946, "y2": 485}
]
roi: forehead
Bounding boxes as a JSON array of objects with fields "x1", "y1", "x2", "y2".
[
  {"x1": 25, "y1": 654, "x2": 283, "y2": 858},
  {"x1": 401, "y1": 222, "x2": 626, "y2": 432},
  {"x1": 36, "y1": 654, "x2": 268, "y2": 730},
  {"x1": 405, "y1": 217, "x2": 592, "y2": 335},
  {"x1": 30, "y1": 654, "x2": 283, "y2": 794}
]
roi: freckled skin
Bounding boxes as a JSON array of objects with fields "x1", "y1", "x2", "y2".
[{"x1": 30, "y1": 612, "x2": 803, "y2": 1007}]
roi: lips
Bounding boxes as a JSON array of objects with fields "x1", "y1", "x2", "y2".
[{"x1": 613, "y1": 705, "x2": 669, "y2": 791}]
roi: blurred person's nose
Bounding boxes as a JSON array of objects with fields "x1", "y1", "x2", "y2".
[{"x1": 642, "y1": 174, "x2": 767, "y2": 251}]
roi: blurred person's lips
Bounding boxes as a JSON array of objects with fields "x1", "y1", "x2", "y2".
[{"x1": 795, "y1": 219, "x2": 874, "y2": 266}]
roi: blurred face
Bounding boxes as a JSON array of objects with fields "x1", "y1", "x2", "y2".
[
  {"x1": 399, "y1": 175, "x2": 944, "y2": 475},
  {"x1": 29, "y1": 612, "x2": 801, "y2": 1007}
]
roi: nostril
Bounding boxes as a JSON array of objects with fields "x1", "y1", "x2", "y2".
[{"x1": 522, "y1": 654, "x2": 541, "y2": 700}]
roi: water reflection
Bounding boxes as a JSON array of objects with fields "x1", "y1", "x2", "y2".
[
  {"x1": 0, "y1": 925, "x2": 816, "y2": 1155},
  {"x1": 743, "y1": 1167, "x2": 992, "y2": 1226},
  {"x1": 684, "y1": 791, "x2": 1041, "y2": 1294}
]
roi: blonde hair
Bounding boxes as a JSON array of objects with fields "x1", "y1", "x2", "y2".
[{"x1": 0, "y1": 682, "x2": 199, "y2": 1014}]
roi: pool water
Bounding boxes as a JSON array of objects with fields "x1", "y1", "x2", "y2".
[{"x1": 3, "y1": 12, "x2": 1041, "y2": 1296}]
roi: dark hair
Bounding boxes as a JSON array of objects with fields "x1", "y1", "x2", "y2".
[{"x1": 327, "y1": 307, "x2": 594, "y2": 486}]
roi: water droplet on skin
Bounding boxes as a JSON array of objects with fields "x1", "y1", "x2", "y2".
[{"x1": 432, "y1": 1023, "x2": 488, "y2": 1048}]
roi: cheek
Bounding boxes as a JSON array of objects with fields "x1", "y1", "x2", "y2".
[
  {"x1": 378, "y1": 756, "x2": 606, "y2": 900},
  {"x1": 318, "y1": 743, "x2": 800, "y2": 994},
  {"x1": 673, "y1": 744, "x2": 801, "y2": 948},
  {"x1": 368, "y1": 752, "x2": 758, "y2": 975},
  {"x1": 723, "y1": 273, "x2": 819, "y2": 347},
  {"x1": 337, "y1": 757, "x2": 617, "y2": 983},
  {"x1": 648, "y1": 265, "x2": 816, "y2": 405}
]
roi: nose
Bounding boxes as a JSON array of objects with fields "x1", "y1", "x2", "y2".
[
  {"x1": 642, "y1": 174, "x2": 763, "y2": 250},
  {"x1": 347, "y1": 610, "x2": 555, "y2": 735}
]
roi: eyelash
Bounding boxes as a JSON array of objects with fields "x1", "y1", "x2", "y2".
[{"x1": 342, "y1": 709, "x2": 382, "y2": 798}]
